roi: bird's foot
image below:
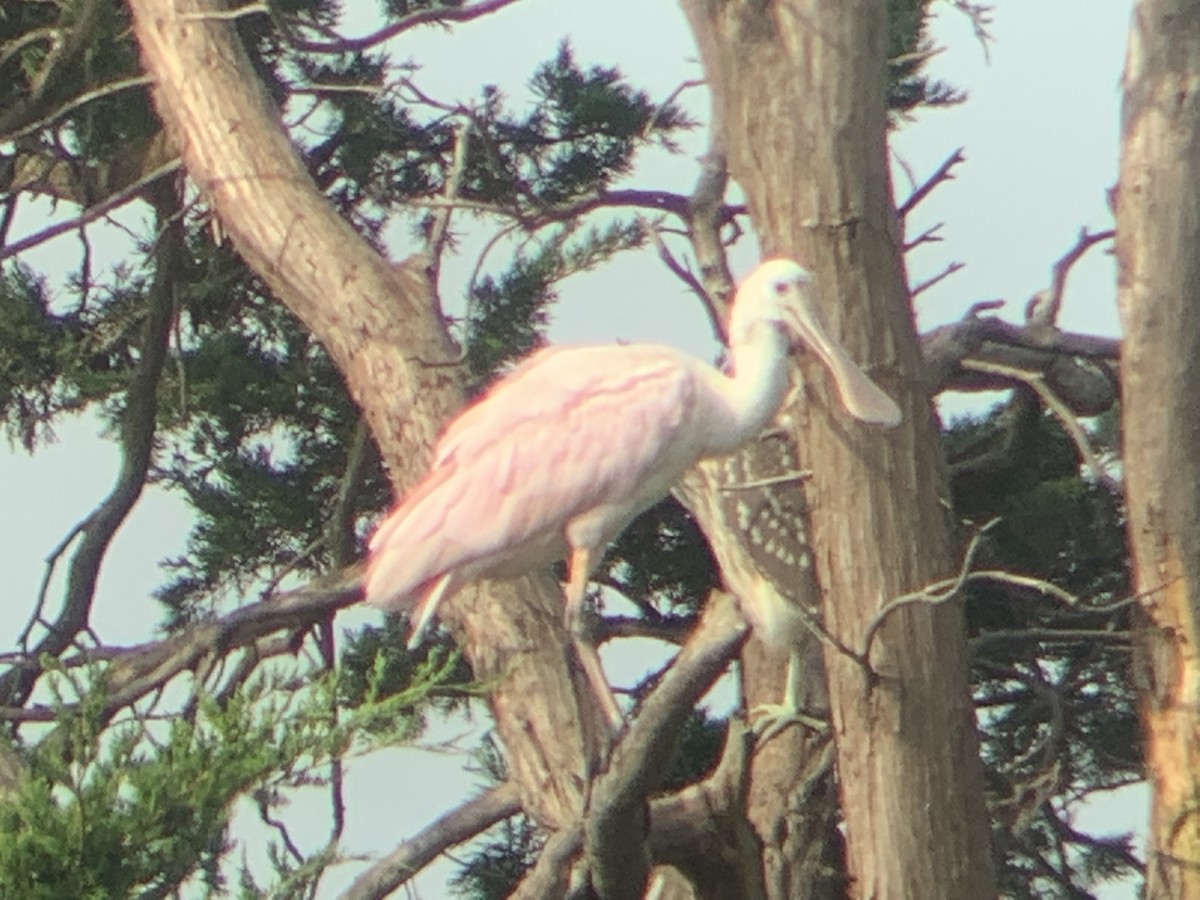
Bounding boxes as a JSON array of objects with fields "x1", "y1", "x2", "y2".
[{"x1": 749, "y1": 702, "x2": 827, "y2": 746}]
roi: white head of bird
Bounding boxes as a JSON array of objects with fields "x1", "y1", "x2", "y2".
[{"x1": 729, "y1": 258, "x2": 902, "y2": 427}]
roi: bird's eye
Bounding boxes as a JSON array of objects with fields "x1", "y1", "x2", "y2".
[{"x1": 772, "y1": 281, "x2": 789, "y2": 295}]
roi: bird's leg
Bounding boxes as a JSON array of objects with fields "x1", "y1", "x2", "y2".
[
  {"x1": 750, "y1": 646, "x2": 828, "y2": 745},
  {"x1": 564, "y1": 547, "x2": 624, "y2": 733},
  {"x1": 406, "y1": 573, "x2": 454, "y2": 650}
]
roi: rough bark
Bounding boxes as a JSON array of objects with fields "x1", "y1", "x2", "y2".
[
  {"x1": 1117, "y1": 3, "x2": 1200, "y2": 896},
  {"x1": 681, "y1": 2, "x2": 996, "y2": 897},
  {"x1": 125, "y1": 0, "x2": 607, "y2": 831}
]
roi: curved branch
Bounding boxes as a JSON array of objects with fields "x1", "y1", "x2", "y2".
[
  {"x1": 287, "y1": 0, "x2": 525, "y2": 54},
  {"x1": 898, "y1": 147, "x2": 965, "y2": 220},
  {"x1": 0, "y1": 569, "x2": 364, "y2": 724},
  {"x1": 0, "y1": 186, "x2": 181, "y2": 708},
  {"x1": 340, "y1": 782, "x2": 522, "y2": 900}
]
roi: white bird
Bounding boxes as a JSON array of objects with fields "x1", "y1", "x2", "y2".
[{"x1": 364, "y1": 258, "x2": 901, "y2": 728}]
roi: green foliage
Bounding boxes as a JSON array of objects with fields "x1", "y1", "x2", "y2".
[
  {"x1": 0, "y1": 262, "x2": 155, "y2": 450},
  {"x1": 887, "y1": 0, "x2": 965, "y2": 119},
  {"x1": 602, "y1": 496, "x2": 719, "y2": 619},
  {"x1": 151, "y1": 290, "x2": 386, "y2": 625},
  {"x1": 465, "y1": 219, "x2": 646, "y2": 385},
  {"x1": 947, "y1": 403, "x2": 1139, "y2": 894},
  {"x1": 456, "y1": 42, "x2": 694, "y2": 210},
  {"x1": 660, "y1": 707, "x2": 725, "y2": 791},
  {"x1": 449, "y1": 814, "x2": 541, "y2": 900},
  {"x1": 338, "y1": 620, "x2": 474, "y2": 721},
  {"x1": 0, "y1": 652, "x2": 460, "y2": 898},
  {"x1": 0, "y1": 265, "x2": 62, "y2": 449}
]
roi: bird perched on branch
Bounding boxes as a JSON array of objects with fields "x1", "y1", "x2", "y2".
[{"x1": 363, "y1": 258, "x2": 901, "y2": 730}]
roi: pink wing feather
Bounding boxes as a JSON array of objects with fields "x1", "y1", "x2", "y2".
[{"x1": 364, "y1": 344, "x2": 697, "y2": 612}]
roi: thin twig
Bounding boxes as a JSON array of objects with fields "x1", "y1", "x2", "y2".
[
  {"x1": 642, "y1": 78, "x2": 704, "y2": 138},
  {"x1": 180, "y1": 2, "x2": 268, "y2": 20},
  {"x1": 0, "y1": 158, "x2": 183, "y2": 263},
  {"x1": 898, "y1": 147, "x2": 965, "y2": 219},
  {"x1": 2, "y1": 76, "x2": 153, "y2": 143},
  {"x1": 637, "y1": 216, "x2": 719, "y2": 328},
  {"x1": 339, "y1": 782, "x2": 522, "y2": 900},
  {"x1": 861, "y1": 519, "x2": 1000, "y2": 661},
  {"x1": 1040, "y1": 227, "x2": 1116, "y2": 326},
  {"x1": 903, "y1": 220, "x2": 945, "y2": 251},
  {"x1": 21, "y1": 519, "x2": 89, "y2": 652},
  {"x1": 287, "y1": 0, "x2": 524, "y2": 54},
  {"x1": 718, "y1": 471, "x2": 811, "y2": 492},
  {"x1": 425, "y1": 117, "x2": 474, "y2": 282},
  {"x1": 911, "y1": 260, "x2": 965, "y2": 298}
]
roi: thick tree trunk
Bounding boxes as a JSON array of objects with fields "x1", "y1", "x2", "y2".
[
  {"x1": 1118, "y1": 4, "x2": 1200, "y2": 896},
  {"x1": 125, "y1": 0, "x2": 607, "y2": 831},
  {"x1": 681, "y1": 2, "x2": 996, "y2": 897}
]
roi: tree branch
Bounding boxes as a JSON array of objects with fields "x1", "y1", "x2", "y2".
[
  {"x1": 0, "y1": 570, "x2": 363, "y2": 723},
  {"x1": 898, "y1": 147, "x2": 965, "y2": 220},
  {"x1": 340, "y1": 782, "x2": 521, "y2": 900},
  {"x1": 287, "y1": 0, "x2": 526, "y2": 54},
  {"x1": 1039, "y1": 227, "x2": 1116, "y2": 326},
  {"x1": 510, "y1": 824, "x2": 583, "y2": 899},
  {"x1": 1, "y1": 187, "x2": 181, "y2": 708},
  {"x1": 582, "y1": 593, "x2": 748, "y2": 898},
  {"x1": 959, "y1": 357, "x2": 1116, "y2": 491},
  {"x1": 0, "y1": 0, "x2": 104, "y2": 138},
  {"x1": 920, "y1": 309, "x2": 1119, "y2": 414},
  {"x1": 0, "y1": 158, "x2": 182, "y2": 263}
]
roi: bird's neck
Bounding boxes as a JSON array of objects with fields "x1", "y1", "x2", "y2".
[{"x1": 714, "y1": 326, "x2": 792, "y2": 452}]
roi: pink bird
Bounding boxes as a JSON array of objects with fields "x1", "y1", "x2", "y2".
[{"x1": 364, "y1": 258, "x2": 900, "y2": 728}]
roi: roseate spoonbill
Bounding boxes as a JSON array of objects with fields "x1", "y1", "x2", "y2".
[{"x1": 364, "y1": 258, "x2": 901, "y2": 729}]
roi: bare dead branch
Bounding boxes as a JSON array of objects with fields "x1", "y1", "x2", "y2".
[
  {"x1": 425, "y1": 118, "x2": 473, "y2": 283},
  {"x1": 179, "y1": 2, "x2": 268, "y2": 20},
  {"x1": 959, "y1": 358, "x2": 1117, "y2": 491},
  {"x1": 910, "y1": 260, "x2": 965, "y2": 298},
  {"x1": 644, "y1": 78, "x2": 705, "y2": 138},
  {"x1": 898, "y1": 147, "x2": 965, "y2": 220},
  {"x1": 0, "y1": 568, "x2": 364, "y2": 725},
  {"x1": 638, "y1": 216, "x2": 718, "y2": 325},
  {"x1": 340, "y1": 782, "x2": 521, "y2": 900},
  {"x1": 920, "y1": 309, "x2": 1119, "y2": 410},
  {"x1": 904, "y1": 220, "x2": 946, "y2": 251},
  {"x1": 685, "y1": 141, "x2": 735, "y2": 335},
  {"x1": 944, "y1": 1, "x2": 996, "y2": 61},
  {"x1": 21, "y1": 519, "x2": 88, "y2": 652},
  {"x1": 1038, "y1": 227, "x2": 1116, "y2": 326}
]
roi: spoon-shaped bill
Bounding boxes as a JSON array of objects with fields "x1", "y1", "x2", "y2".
[{"x1": 784, "y1": 302, "x2": 902, "y2": 427}]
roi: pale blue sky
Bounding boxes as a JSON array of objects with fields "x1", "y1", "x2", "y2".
[{"x1": 0, "y1": 2, "x2": 1136, "y2": 896}]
